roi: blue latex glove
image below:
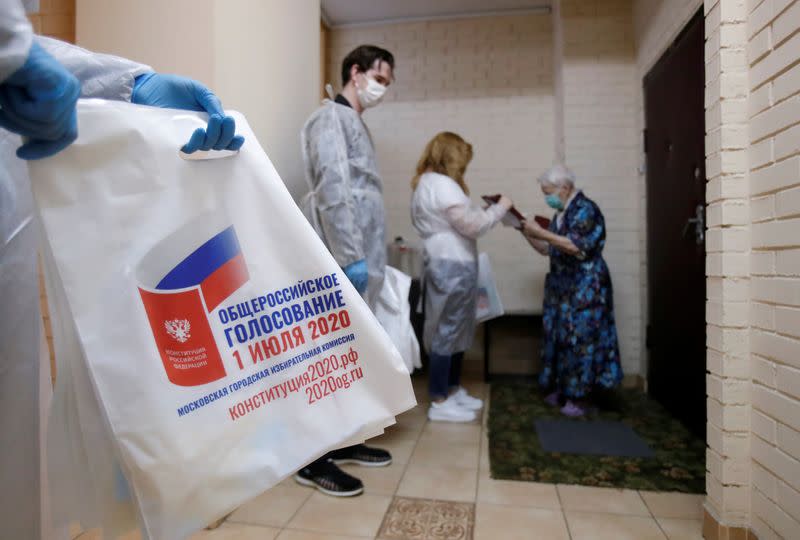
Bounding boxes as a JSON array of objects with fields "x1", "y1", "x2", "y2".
[
  {"x1": 0, "y1": 42, "x2": 80, "y2": 160},
  {"x1": 131, "y1": 73, "x2": 245, "y2": 153},
  {"x1": 343, "y1": 259, "x2": 369, "y2": 294}
]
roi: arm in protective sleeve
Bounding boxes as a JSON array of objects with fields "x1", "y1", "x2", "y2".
[
  {"x1": 36, "y1": 36, "x2": 151, "y2": 101},
  {"x1": 445, "y1": 202, "x2": 508, "y2": 240},
  {"x1": 0, "y1": 0, "x2": 33, "y2": 81},
  {"x1": 308, "y1": 110, "x2": 366, "y2": 268}
]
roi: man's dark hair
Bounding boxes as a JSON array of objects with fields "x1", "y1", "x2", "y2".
[{"x1": 341, "y1": 45, "x2": 395, "y2": 85}]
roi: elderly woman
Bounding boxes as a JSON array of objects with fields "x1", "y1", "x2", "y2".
[{"x1": 521, "y1": 164, "x2": 622, "y2": 417}]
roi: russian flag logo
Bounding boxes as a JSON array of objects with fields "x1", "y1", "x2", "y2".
[
  {"x1": 138, "y1": 217, "x2": 249, "y2": 387},
  {"x1": 155, "y1": 226, "x2": 250, "y2": 312}
]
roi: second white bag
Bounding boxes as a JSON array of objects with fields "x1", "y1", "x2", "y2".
[
  {"x1": 31, "y1": 100, "x2": 416, "y2": 539},
  {"x1": 374, "y1": 266, "x2": 421, "y2": 373},
  {"x1": 475, "y1": 252, "x2": 504, "y2": 324}
]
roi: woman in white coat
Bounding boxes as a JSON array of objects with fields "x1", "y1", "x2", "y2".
[{"x1": 411, "y1": 132, "x2": 512, "y2": 422}]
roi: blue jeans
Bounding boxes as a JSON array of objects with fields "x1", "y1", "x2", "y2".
[{"x1": 429, "y1": 352, "x2": 464, "y2": 400}]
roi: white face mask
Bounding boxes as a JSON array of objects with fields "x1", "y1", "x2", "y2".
[{"x1": 356, "y1": 75, "x2": 387, "y2": 109}]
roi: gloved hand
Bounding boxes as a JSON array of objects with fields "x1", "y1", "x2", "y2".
[
  {"x1": 0, "y1": 42, "x2": 80, "y2": 160},
  {"x1": 343, "y1": 259, "x2": 369, "y2": 294},
  {"x1": 131, "y1": 73, "x2": 245, "y2": 153}
]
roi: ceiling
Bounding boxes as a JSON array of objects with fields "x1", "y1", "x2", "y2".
[{"x1": 321, "y1": 0, "x2": 552, "y2": 27}]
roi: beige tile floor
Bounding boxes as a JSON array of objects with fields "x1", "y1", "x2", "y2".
[{"x1": 75, "y1": 378, "x2": 705, "y2": 540}]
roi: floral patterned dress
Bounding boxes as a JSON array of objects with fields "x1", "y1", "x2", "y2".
[{"x1": 538, "y1": 191, "x2": 623, "y2": 399}]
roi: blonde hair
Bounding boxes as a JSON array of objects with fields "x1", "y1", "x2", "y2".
[{"x1": 411, "y1": 131, "x2": 473, "y2": 193}]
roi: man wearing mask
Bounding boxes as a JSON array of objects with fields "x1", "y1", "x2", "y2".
[
  {"x1": 0, "y1": 1, "x2": 243, "y2": 536},
  {"x1": 298, "y1": 45, "x2": 394, "y2": 497}
]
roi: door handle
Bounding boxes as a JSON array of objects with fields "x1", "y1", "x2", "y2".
[{"x1": 682, "y1": 204, "x2": 705, "y2": 245}]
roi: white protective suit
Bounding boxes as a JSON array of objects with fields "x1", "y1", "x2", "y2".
[
  {"x1": 300, "y1": 99, "x2": 386, "y2": 310},
  {"x1": 0, "y1": 5, "x2": 150, "y2": 535},
  {"x1": 411, "y1": 172, "x2": 507, "y2": 355}
]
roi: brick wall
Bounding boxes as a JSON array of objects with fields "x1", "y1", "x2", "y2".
[
  {"x1": 328, "y1": 15, "x2": 556, "y2": 316},
  {"x1": 561, "y1": 0, "x2": 643, "y2": 376},
  {"x1": 704, "y1": 0, "x2": 753, "y2": 528},
  {"x1": 631, "y1": 0, "x2": 800, "y2": 534},
  {"x1": 745, "y1": 0, "x2": 800, "y2": 537}
]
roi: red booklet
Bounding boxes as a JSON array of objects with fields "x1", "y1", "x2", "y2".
[
  {"x1": 534, "y1": 215, "x2": 551, "y2": 229},
  {"x1": 481, "y1": 195, "x2": 526, "y2": 229}
]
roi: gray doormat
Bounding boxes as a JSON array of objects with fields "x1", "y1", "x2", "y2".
[{"x1": 534, "y1": 419, "x2": 655, "y2": 458}]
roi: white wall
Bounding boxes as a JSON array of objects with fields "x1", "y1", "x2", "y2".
[
  {"x1": 212, "y1": 0, "x2": 320, "y2": 199},
  {"x1": 561, "y1": 0, "x2": 642, "y2": 376},
  {"x1": 328, "y1": 15, "x2": 555, "y2": 314},
  {"x1": 743, "y1": 0, "x2": 800, "y2": 536},
  {"x1": 76, "y1": 0, "x2": 320, "y2": 198},
  {"x1": 634, "y1": 0, "x2": 704, "y2": 75},
  {"x1": 330, "y1": 10, "x2": 648, "y2": 377},
  {"x1": 76, "y1": 0, "x2": 215, "y2": 86}
]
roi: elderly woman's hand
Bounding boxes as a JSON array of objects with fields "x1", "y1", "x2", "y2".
[
  {"x1": 522, "y1": 218, "x2": 546, "y2": 239},
  {"x1": 521, "y1": 218, "x2": 551, "y2": 256}
]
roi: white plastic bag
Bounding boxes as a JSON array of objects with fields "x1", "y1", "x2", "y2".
[
  {"x1": 475, "y1": 252, "x2": 504, "y2": 324},
  {"x1": 30, "y1": 100, "x2": 416, "y2": 539},
  {"x1": 374, "y1": 266, "x2": 421, "y2": 373}
]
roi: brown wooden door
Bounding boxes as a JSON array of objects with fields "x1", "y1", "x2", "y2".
[{"x1": 644, "y1": 10, "x2": 706, "y2": 437}]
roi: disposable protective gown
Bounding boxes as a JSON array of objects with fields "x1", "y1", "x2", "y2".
[
  {"x1": 411, "y1": 172, "x2": 506, "y2": 355},
  {"x1": 300, "y1": 100, "x2": 386, "y2": 309},
  {"x1": 0, "y1": 6, "x2": 149, "y2": 534}
]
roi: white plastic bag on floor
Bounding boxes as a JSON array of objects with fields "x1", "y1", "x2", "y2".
[
  {"x1": 374, "y1": 266, "x2": 421, "y2": 373},
  {"x1": 475, "y1": 252, "x2": 504, "y2": 324},
  {"x1": 30, "y1": 99, "x2": 416, "y2": 540}
]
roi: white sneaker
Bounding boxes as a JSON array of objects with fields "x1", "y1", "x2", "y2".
[
  {"x1": 428, "y1": 396, "x2": 477, "y2": 423},
  {"x1": 452, "y1": 387, "x2": 483, "y2": 411}
]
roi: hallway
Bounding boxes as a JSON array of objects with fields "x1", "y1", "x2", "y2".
[{"x1": 74, "y1": 378, "x2": 704, "y2": 540}]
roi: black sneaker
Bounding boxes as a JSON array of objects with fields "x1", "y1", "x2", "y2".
[
  {"x1": 294, "y1": 459, "x2": 364, "y2": 497},
  {"x1": 329, "y1": 444, "x2": 392, "y2": 467}
]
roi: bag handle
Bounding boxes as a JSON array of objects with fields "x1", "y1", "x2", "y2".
[
  {"x1": 179, "y1": 148, "x2": 239, "y2": 161},
  {"x1": 173, "y1": 113, "x2": 240, "y2": 161}
]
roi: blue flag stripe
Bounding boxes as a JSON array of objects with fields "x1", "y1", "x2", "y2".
[{"x1": 156, "y1": 226, "x2": 241, "y2": 290}]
